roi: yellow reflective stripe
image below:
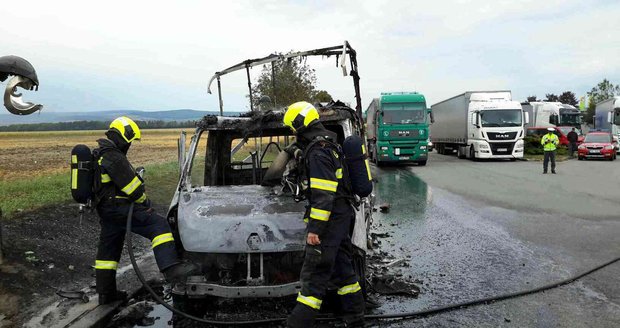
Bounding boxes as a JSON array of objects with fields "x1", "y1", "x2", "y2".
[
  {"x1": 303, "y1": 218, "x2": 309, "y2": 223},
  {"x1": 151, "y1": 233, "x2": 174, "y2": 248},
  {"x1": 296, "y1": 293, "x2": 322, "y2": 310},
  {"x1": 364, "y1": 159, "x2": 372, "y2": 180},
  {"x1": 71, "y1": 155, "x2": 78, "y2": 189},
  {"x1": 338, "y1": 282, "x2": 361, "y2": 295},
  {"x1": 71, "y1": 169, "x2": 78, "y2": 189},
  {"x1": 98, "y1": 157, "x2": 103, "y2": 165},
  {"x1": 115, "y1": 195, "x2": 128, "y2": 199},
  {"x1": 121, "y1": 176, "x2": 142, "y2": 195},
  {"x1": 309, "y1": 207, "x2": 331, "y2": 221},
  {"x1": 101, "y1": 173, "x2": 111, "y2": 183},
  {"x1": 335, "y1": 168, "x2": 343, "y2": 179},
  {"x1": 136, "y1": 194, "x2": 147, "y2": 203},
  {"x1": 310, "y1": 178, "x2": 338, "y2": 192},
  {"x1": 95, "y1": 260, "x2": 118, "y2": 270},
  {"x1": 362, "y1": 145, "x2": 372, "y2": 180}
]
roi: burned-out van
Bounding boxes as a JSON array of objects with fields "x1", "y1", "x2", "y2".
[{"x1": 166, "y1": 42, "x2": 373, "y2": 303}]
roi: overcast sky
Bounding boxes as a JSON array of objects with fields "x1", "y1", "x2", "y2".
[{"x1": 1, "y1": 0, "x2": 619, "y2": 113}]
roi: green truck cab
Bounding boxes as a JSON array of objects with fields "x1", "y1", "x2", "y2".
[{"x1": 366, "y1": 92, "x2": 433, "y2": 166}]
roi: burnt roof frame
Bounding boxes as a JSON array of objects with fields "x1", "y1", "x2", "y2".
[{"x1": 206, "y1": 41, "x2": 363, "y2": 126}]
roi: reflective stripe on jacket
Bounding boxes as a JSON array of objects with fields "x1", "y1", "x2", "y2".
[{"x1": 541, "y1": 133, "x2": 559, "y2": 151}]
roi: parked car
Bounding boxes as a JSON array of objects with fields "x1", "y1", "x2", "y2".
[
  {"x1": 578, "y1": 132, "x2": 617, "y2": 160},
  {"x1": 526, "y1": 126, "x2": 569, "y2": 146},
  {"x1": 557, "y1": 126, "x2": 585, "y2": 144}
]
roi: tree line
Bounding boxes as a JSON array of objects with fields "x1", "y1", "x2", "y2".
[{"x1": 0, "y1": 119, "x2": 197, "y2": 132}]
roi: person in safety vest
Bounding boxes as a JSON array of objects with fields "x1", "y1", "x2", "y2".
[
  {"x1": 283, "y1": 102, "x2": 364, "y2": 328},
  {"x1": 92, "y1": 116, "x2": 198, "y2": 305},
  {"x1": 541, "y1": 127, "x2": 559, "y2": 174}
]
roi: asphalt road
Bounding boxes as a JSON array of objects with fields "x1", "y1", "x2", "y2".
[{"x1": 369, "y1": 152, "x2": 620, "y2": 327}]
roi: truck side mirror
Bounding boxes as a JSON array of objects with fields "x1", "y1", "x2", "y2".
[
  {"x1": 524, "y1": 112, "x2": 530, "y2": 125},
  {"x1": 608, "y1": 112, "x2": 613, "y2": 124},
  {"x1": 471, "y1": 112, "x2": 480, "y2": 128},
  {"x1": 428, "y1": 109, "x2": 435, "y2": 124}
]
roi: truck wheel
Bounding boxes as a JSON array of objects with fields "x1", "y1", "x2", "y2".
[
  {"x1": 458, "y1": 147, "x2": 466, "y2": 159},
  {"x1": 418, "y1": 160, "x2": 427, "y2": 166},
  {"x1": 469, "y1": 146, "x2": 476, "y2": 161},
  {"x1": 437, "y1": 145, "x2": 444, "y2": 155}
]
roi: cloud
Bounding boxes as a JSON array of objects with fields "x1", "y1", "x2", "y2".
[{"x1": 1, "y1": 0, "x2": 618, "y2": 112}]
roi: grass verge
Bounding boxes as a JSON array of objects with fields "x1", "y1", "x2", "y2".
[{"x1": 0, "y1": 161, "x2": 180, "y2": 218}]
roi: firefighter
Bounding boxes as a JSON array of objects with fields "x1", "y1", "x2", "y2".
[
  {"x1": 93, "y1": 116, "x2": 198, "y2": 305},
  {"x1": 541, "y1": 127, "x2": 559, "y2": 174},
  {"x1": 283, "y1": 102, "x2": 365, "y2": 327}
]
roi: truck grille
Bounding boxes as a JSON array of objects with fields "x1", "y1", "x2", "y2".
[
  {"x1": 489, "y1": 143, "x2": 515, "y2": 155},
  {"x1": 486, "y1": 132, "x2": 518, "y2": 140},
  {"x1": 389, "y1": 129, "x2": 421, "y2": 138}
]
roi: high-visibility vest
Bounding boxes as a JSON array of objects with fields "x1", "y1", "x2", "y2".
[{"x1": 541, "y1": 133, "x2": 559, "y2": 151}]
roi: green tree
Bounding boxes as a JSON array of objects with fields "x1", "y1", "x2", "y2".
[
  {"x1": 251, "y1": 54, "x2": 332, "y2": 108},
  {"x1": 585, "y1": 79, "x2": 620, "y2": 124},
  {"x1": 526, "y1": 95, "x2": 538, "y2": 102},
  {"x1": 545, "y1": 93, "x2": 559, "y2": 102},
  {"x1": 314, "y1": 90, "x2": 333, "y2": 103},
  {"x1": 558, "y1": 91, "x2": 578, "y2": 106}
]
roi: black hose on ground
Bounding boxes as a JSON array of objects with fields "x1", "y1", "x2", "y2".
[{"x1": 125, "y1": 203, "x2": 620, "y2": 325}]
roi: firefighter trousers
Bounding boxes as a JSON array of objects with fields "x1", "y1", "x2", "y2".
[
  {"x1": 94, "y1": 203, "x2": 178, "y2": 295},
  {"x1": 288, "y1": 212, "x2": 364, "y2": 327}
]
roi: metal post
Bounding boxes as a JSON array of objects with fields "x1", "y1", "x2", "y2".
[
  {"x1": 271, "y1": 61, "x2": 276, "y2": 106},
  {"x1": 217, "y1": 76, "x2": 224, "y2": 116},
  {"x1": 246, "y1": 64, "x2": 254, "y2": 112}
]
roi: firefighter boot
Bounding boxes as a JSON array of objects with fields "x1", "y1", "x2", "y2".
[
  {"x1": 287, "y1": 304, "x2": 318, "y2": 328},
  {"x1": 163, "y1": 261, "x2": 200, "y2": 284},
  {"x1": 98, "y1": 290, "x2": 128, "y2": 305}
]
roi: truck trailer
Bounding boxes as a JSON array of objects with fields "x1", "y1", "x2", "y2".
[
  {"x1": 366, "y1": 92, "x2": 433, "y2": 166},
  {"x1": 522, "y1": 101, "x2": 582, "y2": 130},
  {"x1": 594, "y1": 96, "x2": 620, "y2": 137},
  {"x1": 431, "y1": 91, "x2": 527, "y2": 160}
]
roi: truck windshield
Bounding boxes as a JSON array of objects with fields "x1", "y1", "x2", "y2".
[
  {"x1": 382, "y1": 103, "x2": 426, "y2": 124},
  {"x1": 560, "y1": 114, "x2": 581, "y2": 125},
  {"x1": 480, "y1": 109, "x2": 522, "y2": 127}
]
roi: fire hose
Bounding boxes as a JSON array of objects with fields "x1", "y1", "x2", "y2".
[{"x1": 126, "y1": 203, "x2": 620, "y2": 325}]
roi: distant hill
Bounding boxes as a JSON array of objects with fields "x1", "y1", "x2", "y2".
[{"x1": 0, "y1": 109, "x2": 241, "y2": 126}]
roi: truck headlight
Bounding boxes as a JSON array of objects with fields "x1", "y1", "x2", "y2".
[
  {"x1": 380, "y1": 146, "x2": 388, "y2": 151},
  {"x1": 420, "y1": 146, "x2": 427, "y2": 150},
  {"x1": 479, "y1": 144, "x2": 489, "y2": 149}
]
